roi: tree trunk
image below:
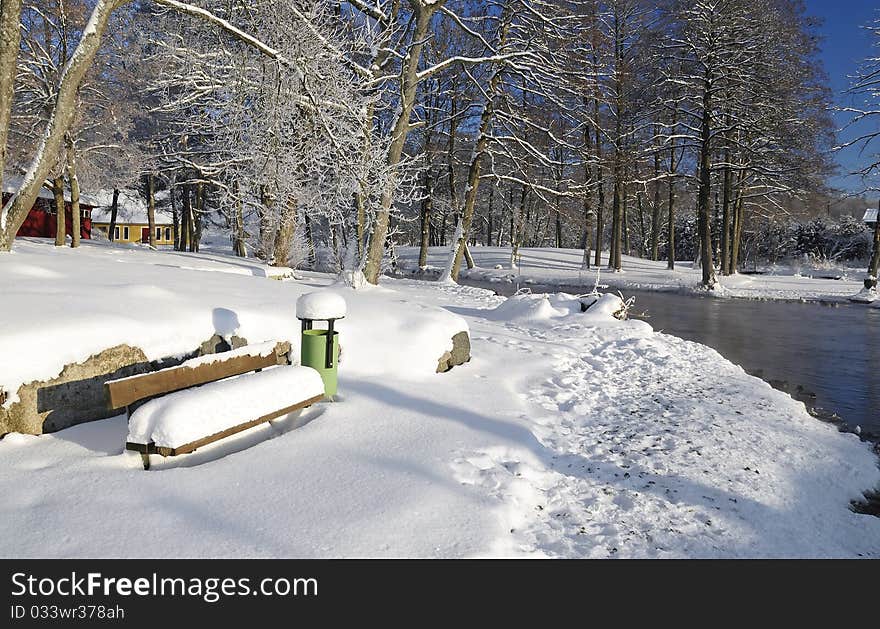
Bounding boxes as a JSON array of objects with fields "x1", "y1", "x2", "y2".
[
  {"x1": 511, "y1": 185, "x2": 527, "y2": 268},
  {"x1": 580, "y1": 113, "x2": 593, "y2": 269},
  {"x1": 169, "y1": 180, "x2": 179, "y2": 250},
  {"x1": 865, "y1": 199, "x2": 880, "y2": 290},
  {"x1": 303, "y1": 212, "x2": 314, "y2": 266},
  {"x1": 463, "y1": 242, "x2": 475, "y2": 269},
  {"x1": 180, "y1": 184, "x2": 191, "y2": 251},
  {"x1": 271, "y1": 197, "x2": 298, "y2": 267},
  {"x1": 258, "y1": 185, "x2": 273, "y2": 260},
  {"x1": 448, "y1": 6, "x2": 512, "y2": 281},
  {"x1": 191, "y1": 183, "x2": 203, "y2": 252},
  {"x1": 0, "y1": 0, "x2": 24, "y2": 200},
  {"x1": 0, "y1": 0, "x2": 122, "y2": 251},
  {"x1": 610, "y1": 178, "x2": 622, "y2": 271},
  {"x1": 730, "y1": 190, "x2": 744, "y2": 273},
  {"x1": 53, "y1": 177, "x2": 65, "y2": 246},
  {"x1": 555, "y1": 211, "x2": 562, "y2": 248},
  {"x1": 651, "y1": 126, "x2": 661, "y2": 261},
  {"x1": 592, "y1": 58, "x2": 604, "y2": 268},
  {"x1": 486, "y1": 186, "x2": 494, "y2": 247},
  {"x1": 232, "y1": 182, "x2": 247, "y2": 257},
  {"x1": 363, "y1": 5, "x2": 437, "y2": 284},
  {"x1": 581, "y1": 196, "x2": 592, "y2": 270},
  {"x1": 65, "y1": 137, "x2": 81, "y2": 248},
  {"x1": 108, "y1": 188, "x2": 119, "y2": 242},
  {"x1": 147, "y1": 174, "x2": 156, "y2": 248},
  {"x1": 667, "y1": 107, "x2": 678, "y2": 271},
  {"x1": 637, "y1": 190, "x2": 645, "y2": 258},
  {"x1": 418, "y1": 168, "x2": 432, "y2": 269},
  {"x1": 696, "y1": 88, "x2": 717, "y2": 289},
  {"x1": 622, "y1": 184, "x2": 630, "y2": 259},
  {"x1": 720, "y1": 149, "x2": 732, "y2": 275}
]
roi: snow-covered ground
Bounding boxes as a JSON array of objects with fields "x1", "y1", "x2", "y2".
[
  {"x1": 397, "y1": 245, "x2": 876, "y2": 304},
  {"x1": 1, "y1": 239, "x2": 878, "y2": 558}
]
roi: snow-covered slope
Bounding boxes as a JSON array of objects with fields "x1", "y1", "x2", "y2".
[
  {"x1": 397, "y1": 245, "x2": 871, "y2": 303},
  {"x1": 0, "y1": 239, "x2": 466, "y2": 406},
  {"x1": 0, "y1": 240, "x2": 878, "y2": 558}
]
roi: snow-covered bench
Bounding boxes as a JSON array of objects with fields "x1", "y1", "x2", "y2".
[{"x1": 105, "y1": 342, "x2": 324, "y2": 469}]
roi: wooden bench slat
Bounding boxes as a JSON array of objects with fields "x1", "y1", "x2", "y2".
[
  {"x1": 106, "y1": 341, "x2": 290, "y2": 410},
  {"x1": 125, "y1": 393, "x2": 323, "y2": 458}
]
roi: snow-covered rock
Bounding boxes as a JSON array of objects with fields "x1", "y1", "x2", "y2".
[{"x1": 489, "y1": 292, "x2": 625, "y2": 324}]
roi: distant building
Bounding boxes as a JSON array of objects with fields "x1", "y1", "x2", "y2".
[
  {"x1": 90, "y1": 190, "x2": 175, "y2": 245},
  {"x1": 864, "y1": 208, "x2": 878, "y2": 230},
  {"x1": 2, "y1": 176, "x2": 95, "y2": 240}
]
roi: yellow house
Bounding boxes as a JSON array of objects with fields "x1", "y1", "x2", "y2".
[{"x1": 90, "y1": 190, "x2": 176, "y2": 245}]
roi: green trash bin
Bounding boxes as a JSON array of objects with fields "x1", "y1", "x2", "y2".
[
  {"x1": 300, "y1": 328, "x2": 340, "y2": 397},
  {"x1": 296, "y1": 291, "x2": 347, "y2": 398}
]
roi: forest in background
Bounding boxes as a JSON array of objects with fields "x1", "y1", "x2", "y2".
[{"x1": 2, "y1": 0, "x2": 880, "y2": 288}]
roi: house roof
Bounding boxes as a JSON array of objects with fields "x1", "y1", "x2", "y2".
[
  {"x1": 4, "y1": 174, "x2": 174, "y2": 224},
  {"x1": 2, "y1": 174, "x2": 102, "y2": 207},
  {"x1": 90, "y1": 190, "x2": 174, "y2": 225},
  {"x1": 864, "y1": 208, "x2": 878, "y2": 223}
]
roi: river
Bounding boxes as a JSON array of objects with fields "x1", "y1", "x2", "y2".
[{"x1": 458, "y1": 278, "x2": 880, "y2": 439}]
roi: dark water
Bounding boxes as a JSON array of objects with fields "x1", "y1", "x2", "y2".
[{"x1": 460, "y1": 278, "x2": 880, "y2": 439}]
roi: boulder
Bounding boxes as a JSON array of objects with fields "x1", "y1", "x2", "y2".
[
  {"x1": 0, "y1": 334, "x2": 249, "y2": 437},
  {"x1": 437, "y1": 331, "x2": 471, "y2": 373}
]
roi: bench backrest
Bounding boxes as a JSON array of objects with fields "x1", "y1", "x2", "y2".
[{"x1": 105, "y1": 341, "x2": 291, "y2": 410}]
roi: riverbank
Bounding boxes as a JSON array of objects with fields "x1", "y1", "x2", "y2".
[{"x1": 396, "y1": 245, "x2": 876, "y2": 305}]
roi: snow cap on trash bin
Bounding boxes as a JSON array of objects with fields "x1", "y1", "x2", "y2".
[{"x1": 296, "y1": 291, "x2": 347, "y2": 320}]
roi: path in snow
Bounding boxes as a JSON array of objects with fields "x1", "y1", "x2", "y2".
[{"x1": 434, "y1": 285, "x2": 880, "y2": 558}]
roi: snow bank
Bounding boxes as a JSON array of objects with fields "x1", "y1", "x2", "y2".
[
  {"x1": 0, "y1": 273, "x2": 878, "y2": 558},
  {"x1": 334, "y1": 285, "x2": 469, "y2": 378},
  {"x1": 0, "y1": 240, "x2": 468, "y2": 408},
  {"x1": 580, "y1": 293, "x2": 627, "y2": 320},
  {"x1": 396, "y1": 245, "x2": 868, "y2": 304},
  {"x1": 849, "y1": 286, "x2": 878, "y2": 304},
  {"x1": 296, "y1": 291, "x2": 347, "y2": 320},
  {"x1": 128, "y1": 365, "x2": 324, "y2": 449},
  {"x1": 489, "y1": 292, "x2": 625, "y2": 324}
]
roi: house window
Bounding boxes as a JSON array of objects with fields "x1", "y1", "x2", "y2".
[
  {"x1": 123, "y1": 226, "x2": 129, "y2": 240},
  {"x1": 165, "y1": 227, "x2": 171, "y2": 241},
  {"x1": 156, "y1": 227, "x2": 162, "y2": 241},
  {"x1": 81, "y1": 209, "x2": 89, "y2": 219},
  {"x1": 114, "y1": 226, "x2": 119, "y2": 240}
]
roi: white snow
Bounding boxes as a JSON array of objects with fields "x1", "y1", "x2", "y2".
[
  {"x1": 128, "y1": 365, "x2": 324, "y2": 449},
  {"x1": 296, "y1": 291, "x2": 347, "y2": 320},
  {"x1": 0, "y1": 239, "x2": 466, "y2": 407},
  {"x1": 488, "y1": 292, "x2": 626, "y2": 323},
  {"x1": 398, "y1": 245, "x2": 873, "y2": 303},
  {"x1": 0, "y1": 240, "x2": 878, "y2": 558}
]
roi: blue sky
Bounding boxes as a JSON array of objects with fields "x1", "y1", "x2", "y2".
[{"x1": 804, "y1": 0, "x2": 878, "y2": 194}]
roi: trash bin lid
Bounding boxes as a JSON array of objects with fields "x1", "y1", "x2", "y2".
[{"x1": 296, "y1": 291, "x2": 347, "y2": 321}]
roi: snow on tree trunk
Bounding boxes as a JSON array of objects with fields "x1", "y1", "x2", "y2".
[
  {"x1": 438, "y1": 218, "x2": 464, "y2": 284},
  {"x1": 0, "y1": 0, "x2": 22, "y2": 199}
]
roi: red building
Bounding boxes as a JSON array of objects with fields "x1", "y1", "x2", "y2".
[{"x1": 2, "y1": 181, "x2": 93, "y2": 240}]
